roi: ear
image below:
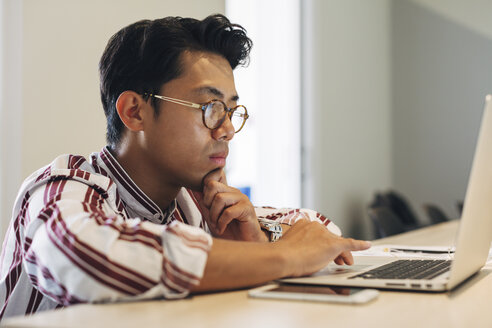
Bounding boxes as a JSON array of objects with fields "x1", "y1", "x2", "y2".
[{"x1": 115, "y1": 91, "x2": 147, "y2": 132}]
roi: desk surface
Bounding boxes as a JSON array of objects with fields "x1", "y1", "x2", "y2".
[{"x1": 3, "y1": 221, "x2": 491, "y2": 328}]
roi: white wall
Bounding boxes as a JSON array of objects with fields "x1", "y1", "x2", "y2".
[
  {"x1": 0, "y1": 0, "x2": 23, "y2": 243},
  {"x1": 302, "y1": 0, "x2": 392, "y2": 238},
  {"x1": 411, "y1": 0, "x2": 492, "y2": 40},
  {"x1": 392, "y1": 0, "x2": 492, "y2": 223},
  {"x1": 302, "y1": 0, "x2": 492, "y2": 239},
  {"x1": 0, "y1": 0, "x2": 225, "y2": 239},
  {"x1": 22, "y1": 0, "x2": 225, "y2": 177}
]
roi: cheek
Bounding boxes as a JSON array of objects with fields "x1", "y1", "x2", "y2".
[{"x1": 148, "y1": 113, "x2": 211, "y2": 162}]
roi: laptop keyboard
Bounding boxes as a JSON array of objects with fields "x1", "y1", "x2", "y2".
[{"x1": 349, "y1": 259, "x2": 452, "y2": 280}]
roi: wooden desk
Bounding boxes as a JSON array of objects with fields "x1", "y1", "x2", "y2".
[{"x1": 3, "y1": 221, "x2": 491, "y2": 328}]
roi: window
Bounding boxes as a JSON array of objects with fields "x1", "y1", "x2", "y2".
[{"x1": 225, "y1": 0, "x2": 301, "y2": 208}]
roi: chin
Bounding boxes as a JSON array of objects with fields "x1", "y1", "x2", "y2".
[
  {"x1": 182, "y1": 177, "x2": 206, "y2": 192},
  {"x1": 181, "y1": 169, "x2": 217, "y2": 192}
]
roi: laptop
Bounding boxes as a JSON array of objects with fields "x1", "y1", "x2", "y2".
[{"x1": 281, "y1": 95, "x2": 492, "y2": 292}]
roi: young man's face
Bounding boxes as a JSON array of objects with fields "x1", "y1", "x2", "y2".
[{"x1": 142, "y1": 51, "x2": 238, "y2": 191}]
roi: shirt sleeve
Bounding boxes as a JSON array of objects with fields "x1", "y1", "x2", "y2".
[
  {"x1": 254, "y1": 206, "x2": 342, "y2": 236},
  {"x1": 22, "y1": 176, "x2": 212, "y2": 305}
]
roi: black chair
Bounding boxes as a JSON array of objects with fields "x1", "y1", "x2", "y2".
[
  {"x1": 369, "y1": 190, "x2": 421, "y2": 232},
  {"x1": 368, "y1": 207, "x2": 406, "y2": 239},
  {"x1": 422, "y1": 204, "x2": 450, "y2": 224},
  {"x1": 456, "y1": 200, "x2": 464, "y2": 217},
  {"x1": 368, "y1": 192, "x2": 392, "y2": 209},
  {"x1": 384, "y1": 190, "x2": 420, "y2": 228}
]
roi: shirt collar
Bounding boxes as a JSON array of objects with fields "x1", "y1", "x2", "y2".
[{"x1": 96, "y1": 146, "x2": 176, "y2": 224}]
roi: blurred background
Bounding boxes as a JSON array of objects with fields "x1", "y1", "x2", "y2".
[{"x1": 1, "y1": 0, "x2": 492, "y2": 240}]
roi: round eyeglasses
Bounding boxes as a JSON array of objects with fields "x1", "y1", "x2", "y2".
[{"x1": 144, "y1": 93, "x2": 249, "y2": 133}]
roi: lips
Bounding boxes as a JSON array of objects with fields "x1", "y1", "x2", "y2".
[{"x1": 209, "y1": 150, "x2": 228, "y2": 166}]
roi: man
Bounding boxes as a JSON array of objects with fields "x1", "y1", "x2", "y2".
[{"x1": 0, "y1": 14, "x2": 370, "y2": 318}]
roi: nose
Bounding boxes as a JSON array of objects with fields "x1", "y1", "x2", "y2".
[{"x1": 212, "y1": 114, "x2": 235, "y2": 141}]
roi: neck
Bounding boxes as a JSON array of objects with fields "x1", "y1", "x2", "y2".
[{"x1": 110, "y1": 141, "x2": 180, "y2": 212}]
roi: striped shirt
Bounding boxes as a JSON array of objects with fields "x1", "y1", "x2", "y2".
[{"x1": 0, "y1": 147, "x2": 340, "y2": 319}]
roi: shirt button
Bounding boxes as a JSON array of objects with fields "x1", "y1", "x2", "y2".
[{"x1": 153, "y1": 213, "x2": 161, "y2": 220}]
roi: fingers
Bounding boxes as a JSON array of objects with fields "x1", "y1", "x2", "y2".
[
  {"x1": 277, "y1": 220, "x2": 372, "y2": 276},
  {"x1": 216, "y1": 202, "x2": 253, "y2": 234},
  {"x1": 336, "y1": 251, "x2": 354, "y2": 265},
  {"x1": 208, "y1": 193, "x2": 254, "y2": 232},
  {"x1": 343, "y1": 238, "x2": 371, "y2": 251},
  {"x1": 200, "y1": 170, "x2": 256, "y2": 237},
  {"x1": 334, "y1": 256, "x2": 345, "y2": 265},
  {"x1": 208, "y1": 192, "x2": 241, "y2": 230},
  {"x1": 334, "y1": 239, "x2": 370, "y2": 265},
  {"x1": 202, "y1": 168, "x2": 227, "y2": 189},
  {"x1": 202, "y1": 179, "x2": 237, "y2": 208}
]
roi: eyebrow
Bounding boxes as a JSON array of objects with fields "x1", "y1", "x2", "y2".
[{"x1": 193, "y1": 86, "x2": 239, "y2": 103}]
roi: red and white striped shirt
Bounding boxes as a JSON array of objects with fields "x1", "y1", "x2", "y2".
[{"x1": 0, "y1": 147, "x2": 340, "y2": 319}]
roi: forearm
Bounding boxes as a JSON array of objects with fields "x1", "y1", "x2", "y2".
[
  {"x1": 191, "y1": 238, "x2": 289, "y2": 292},
  {"x1": 192, "y1": 220, "x2": 371, "y2": 293}
]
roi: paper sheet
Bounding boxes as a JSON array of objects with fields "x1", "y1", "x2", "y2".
[{"x1": 353, "y1": 244, "x2": 492, "y2": 262}]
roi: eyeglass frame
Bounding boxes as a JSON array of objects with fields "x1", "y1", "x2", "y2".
[{"x1": 143, "y1": 93, "x2": 249, "y2": 133}]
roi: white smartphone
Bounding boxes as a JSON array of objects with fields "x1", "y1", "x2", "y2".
[{"x1": 248, "y1": 284, "x2": 379, "y2": 304}]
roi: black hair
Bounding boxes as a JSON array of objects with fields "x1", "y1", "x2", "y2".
[{"x1": 99, "y1": 14, "x2": 252, "y2": 148}]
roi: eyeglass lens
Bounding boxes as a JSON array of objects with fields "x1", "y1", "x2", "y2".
[
  {"x1": 230, "y1": 106, "x2": 247, "y2": 132},
  {"x1": 204, "y1": 101, "x2": 246, "y2": 132}
]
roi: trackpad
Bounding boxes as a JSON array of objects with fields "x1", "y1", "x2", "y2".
[
  {"x1": 310, "y1": 264, "x2": 373, "y2": 277},
  {"x1": 310, "y1": 257, "x2": 392, "y2": 277}
]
